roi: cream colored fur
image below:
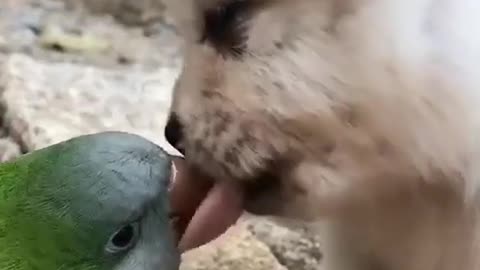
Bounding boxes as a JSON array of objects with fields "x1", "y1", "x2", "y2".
[{"x1": 165, "y1": 0, "x2": 480, "y2": 269}]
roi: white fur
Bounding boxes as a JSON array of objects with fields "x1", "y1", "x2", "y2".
[{"x1": 165, "y1": 1, "x2": 480, "y2": 269}]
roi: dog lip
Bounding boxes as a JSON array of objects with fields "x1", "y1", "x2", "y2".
[
  {"x1": 168, "y1": 157, "x2": 246, "y2": 252},
  {"x1": 178, "y1": 179, "x2": 244, "y2": 251},
  {"x1": 168, "y1": 158, "x2": 214, "y2": 245}
]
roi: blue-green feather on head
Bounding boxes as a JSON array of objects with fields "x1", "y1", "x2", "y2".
[{"x1": 0, "y1": 131, "x2": 180, "y2": 270}]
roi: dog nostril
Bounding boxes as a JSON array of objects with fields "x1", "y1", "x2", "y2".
[{"x1": 164, "y1": 113, "x2": 184, "y2": 150}]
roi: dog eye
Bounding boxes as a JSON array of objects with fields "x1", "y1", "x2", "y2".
[{"x1": 201, "y1": 0, "x2": 251, "y2": 58}]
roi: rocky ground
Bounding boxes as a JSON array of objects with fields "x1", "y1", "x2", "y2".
[{"x1": 0, "y1": 1, "x2": 325, "y2": 269}]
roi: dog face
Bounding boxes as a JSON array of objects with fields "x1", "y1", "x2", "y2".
[
  {"x1": 164, "y1": 0, "x2": 336, "y2": 218},
  {"x1": 164, "y1": 0, "x2": 478, "y2": 221}
]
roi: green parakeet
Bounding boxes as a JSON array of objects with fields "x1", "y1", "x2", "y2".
[{"x1": 0, "y1": 131, "x2": 180, "y2": 270}]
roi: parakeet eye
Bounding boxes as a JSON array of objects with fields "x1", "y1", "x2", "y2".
[{"x1": 105, "y1": 222, "x2": 140, "y2": 254}]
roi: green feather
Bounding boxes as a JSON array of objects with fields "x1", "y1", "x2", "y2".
[
  {"x1": 0, "y1": 132, "x2": 179, "y2": 270},
  {"x1": 0, "y1": 140, "x2": 113, "y2": 270}
]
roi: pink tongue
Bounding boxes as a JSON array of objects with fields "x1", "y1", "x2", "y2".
[{"x1": 178, "y1": 181, "x2": 244, "y2": 252}]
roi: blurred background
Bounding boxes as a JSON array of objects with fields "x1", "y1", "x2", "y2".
[{"x1": 0, "y1": 1, "x2": 324, "y2": 269}]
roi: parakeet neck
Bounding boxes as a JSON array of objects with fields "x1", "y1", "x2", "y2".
[{"x1": 0, "y1": 154, "x2": 109, "y2": 270}]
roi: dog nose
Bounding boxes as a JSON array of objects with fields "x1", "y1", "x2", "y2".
[{"x1": 164, "y1": 113, "x2": 184, "y2": 153}]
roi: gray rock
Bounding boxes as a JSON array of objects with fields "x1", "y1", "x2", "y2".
[
  {"x1": 180, "y1": 223, "x2": 288, "y2": 270},
  {"x1": 0, "y1": 0, "x2": 181, "y2": 70},
  {"x1": 0, "y1": 54, "x2": 180, "y2": 154},
  {"x1": 65, "y1": 0, "x2": 167, "y2": 27},
  {"x1": 243, "y1": 215, "x2": 325, "y2": 270}
]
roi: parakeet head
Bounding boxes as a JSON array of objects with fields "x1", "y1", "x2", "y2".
[{"x1": 0, "y1": 132, "x2": 179, "y2": 270}]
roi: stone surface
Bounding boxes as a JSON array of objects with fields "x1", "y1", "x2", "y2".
[
  {"x1": 0, "y1": 54, "x2": 180, "y2": 154},
  {"x1": 180, "y1": 223, "x2": 287, "y2": 270},
  {"x1": 66, "y1": 0, "x2": 168, "y2": 27},
  {"x1": 244, "y1": 215, "x2": 324, "y2": 270},
  {"x1": 0, "y1": 0, "x2": 182, "y2": 70}
]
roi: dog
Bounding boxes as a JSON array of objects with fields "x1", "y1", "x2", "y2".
[{"x1": 164, "y1": 0, "x2": 480, "y2": 269}]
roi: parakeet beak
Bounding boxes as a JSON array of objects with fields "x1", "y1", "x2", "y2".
[{"x1": 168, "y1": 157, "x2": 244, "y2": 252}]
